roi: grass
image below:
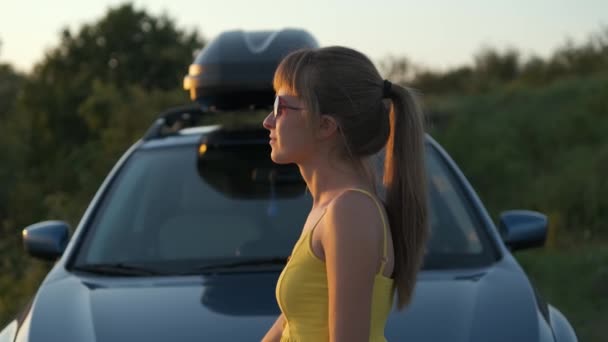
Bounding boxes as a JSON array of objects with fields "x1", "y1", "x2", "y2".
[{"x1": 514, "y1": 239, "x2": 608, "y2": 342}]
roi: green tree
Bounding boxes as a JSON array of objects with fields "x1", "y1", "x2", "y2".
[
  {"x1": 0, "y1": 4, "x2": 205, "y2": 326},
  {"x1": 21, "y1": 2, "x2": 203, "y2": 145},
  {"x1": 0, "y1": 41, "x2": 27, "y2": 235},
  {"x1": 412, "y1": 66, "x2": 474, "y2": 95},
  {"x1": 0, "y1": 54, "x2": 25, "y2": 118},
  {"x1": 11, "y1": 2, "x2": 204, "y2": 221}
]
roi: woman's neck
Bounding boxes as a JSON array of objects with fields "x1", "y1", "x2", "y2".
[{"x1": 298, "y1": 155, "x2": 374, "y2": 209}]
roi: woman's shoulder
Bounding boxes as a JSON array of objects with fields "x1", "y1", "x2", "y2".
[
  {"x1": 322, "y1": 188, "x2": 385, "y2": 242},
  {"x1": 329, "y1": 188, "x2": 384, "y2": 215}
]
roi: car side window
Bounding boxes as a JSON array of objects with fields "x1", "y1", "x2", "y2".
[{"x1": 427, "y1": 148, "x2": 484, "y2": 254}]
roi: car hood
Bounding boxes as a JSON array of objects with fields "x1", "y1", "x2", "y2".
[
  {"x1": 385, "y1": 260, "x2": 541, "y2": 341},
  {"x1": 22, "y1": 260, "x2": 540, "y2": 342}
]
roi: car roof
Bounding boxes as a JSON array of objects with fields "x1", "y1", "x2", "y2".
[{"x1": 139, "y1": 125, "x2": 222, "y2": 150}]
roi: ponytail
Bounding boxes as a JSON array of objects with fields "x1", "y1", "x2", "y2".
[{"x1": 383, "y1": 83, "x2": 429, "y2": 310}]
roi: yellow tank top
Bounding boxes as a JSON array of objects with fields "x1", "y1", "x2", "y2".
[{"x1": 275, "y1": 188, "x2": 394, "y2": 342}]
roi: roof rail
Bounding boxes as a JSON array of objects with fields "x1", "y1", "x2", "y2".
[{"x1": 143, "y1": 104, "x2": 207, "y2": 140}]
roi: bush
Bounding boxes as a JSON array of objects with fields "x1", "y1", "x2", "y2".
[{"x1": 430, "y1": 72, "x2": 608, "y2": 240}]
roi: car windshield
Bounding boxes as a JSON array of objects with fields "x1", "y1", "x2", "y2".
[{"x1": 72, "y1": 138, "x2": 497, "y2": 274}]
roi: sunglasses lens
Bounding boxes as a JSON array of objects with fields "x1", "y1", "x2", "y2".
[{"x1": 274, "y1": 96, "x2": 279, "y2": 118}]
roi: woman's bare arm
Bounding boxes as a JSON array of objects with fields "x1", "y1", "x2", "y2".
[
  {"x1": 261, "y1": 314, "x2": 286, "y2": 342},
  {"x1": 323, "y1": 191, "x2": 384, "y2": 342}
]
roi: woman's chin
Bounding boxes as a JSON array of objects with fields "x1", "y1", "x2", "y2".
[{"x1": 270, "y1": 150, "x2": 291, "y2": 164}]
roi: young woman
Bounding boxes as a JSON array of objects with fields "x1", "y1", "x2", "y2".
[{"x1": 261, "y1": 46, "x2": 429, "y2": 342}]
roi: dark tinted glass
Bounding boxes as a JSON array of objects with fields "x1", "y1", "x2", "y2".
[{"x1": 74, "y1": 143, "x2": 496, "y2": 272}]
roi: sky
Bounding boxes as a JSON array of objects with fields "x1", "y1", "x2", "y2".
[{"x1": 1, "y1": 0, "x2": 607, "y2": 73}]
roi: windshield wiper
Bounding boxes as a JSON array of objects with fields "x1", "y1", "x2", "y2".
[
  {"x1": 187, "y1": 257, "x2": 288, "y2": 274},
  {"x1": 71, "y1": 262, "x2": 167, "y2": 276}
]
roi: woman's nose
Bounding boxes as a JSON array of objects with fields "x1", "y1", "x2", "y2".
[{"x1": 263, "y1": 112, "x2": 275, "y2": 130}]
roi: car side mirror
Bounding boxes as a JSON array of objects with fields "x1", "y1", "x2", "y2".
[
  {"x1": 22, "y1": 221, "x2": 70, "y2": 261},
  {"x1": 498, "y1": 210, "x2": 547, "y2": 252}
]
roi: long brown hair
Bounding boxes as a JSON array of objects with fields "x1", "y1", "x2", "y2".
[{"x1": 273, "y1": 46, "x2": 429, "y2": 309}]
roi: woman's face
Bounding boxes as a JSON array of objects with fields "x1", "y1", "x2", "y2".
[{"x1": 262, "y1": 90, "x2": 316, "y2": 164}]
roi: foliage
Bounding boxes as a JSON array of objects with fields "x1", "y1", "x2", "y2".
[
  {"x1": 381, "y1": 27, "x2": 608, "y2": 95},
  {"x1": 429, "y1": 72, "x2": 608, "y2": 239},
  {"x1": 516, "y1": 243, "x2": 608, "y2": 342},
  {"x1": 19, "y1": 3, "x2": 203, "y2": 193},
  {"x1": 0, "y1": 3, "x2": 204, "y2": 326},
  {"x1": 0, "y1": 63, "x2": 25, "y2": 226}
]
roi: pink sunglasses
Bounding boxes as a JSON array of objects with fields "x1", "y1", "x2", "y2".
[{"x1": 273, "y1": 96, "x2": 303, "y2": 119}]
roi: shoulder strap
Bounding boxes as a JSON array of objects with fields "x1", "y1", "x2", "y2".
[{"x1": 308, "y1": 207, "x2": 328, "y2": 237}]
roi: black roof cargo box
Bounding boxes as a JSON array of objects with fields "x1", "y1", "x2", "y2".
[{"x1": 183, "y1": 29, "x2": 319, "y2": 110}]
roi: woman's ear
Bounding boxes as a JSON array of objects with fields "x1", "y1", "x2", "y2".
[{"x1": 317, "y1": 114, "x2": 339, "y2": 140}]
